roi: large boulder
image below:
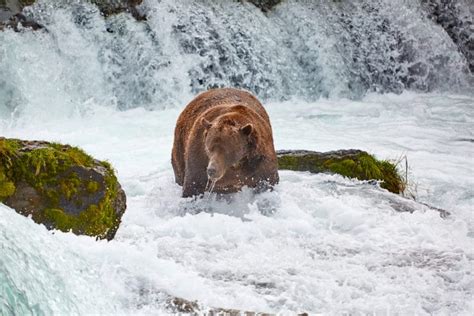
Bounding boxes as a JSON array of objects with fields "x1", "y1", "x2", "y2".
[
  {"x1": 277, "y1": 149, "x2": 405, "y2": 194},
  {"x1": 0, "y1": 137, "x2": 126, "y2": 240}
]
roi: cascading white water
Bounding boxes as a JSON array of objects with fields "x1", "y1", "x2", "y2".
[
  {"x1": 0, "y1": 0, "x2": 473, "y2": 314},
  {"x1": 0, "y1": 0, "x2": 472, "y2": 118}
]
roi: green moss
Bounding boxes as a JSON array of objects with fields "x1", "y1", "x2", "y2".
[
  {"x1": 0, "y1": 170, "x2": 15, "y2": 200},
  {"x1": 278, "y1": 151, "x2": 405, "y2": 194},
  {"x1": 325, "y1": 153, "x2": 404, "y2": 193},
  {"x1": 278, "y1": 154, "x2": 326, "y2": 174},
  {"x1": 0, "y1": 139, "x2": 20, "y2": 202},
  {"x1": 59, "y1": 172, "x2": 81, "y2": 200},
  {"x1": 0, "y1": 139, "x2": 20, "y2": 169},
  {"x1": 41, "y1": 199, "x2": 114, "y2": 237},
  {"x1": 87, "y1": 180, "x2": 100, "y2": 194},
  {"x1": 35, "y1": 154, "x2": 120, "y2": 239},
  {"x1": 325, "y1": 159, "x2": 357, "y2": 177},
  {"x1": 0, "y1": 138, "x2": 121, "y2": 239}
]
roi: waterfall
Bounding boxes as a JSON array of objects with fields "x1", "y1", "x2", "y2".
[{"x1": 0, "y1": 0, "x2": 471, "y2": 116}]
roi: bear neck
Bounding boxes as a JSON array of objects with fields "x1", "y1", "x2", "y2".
[{"x1": 240, "y1": 153, "x2": 265, "y2": 173}]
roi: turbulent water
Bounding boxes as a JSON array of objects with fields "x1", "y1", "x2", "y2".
[
  {"x1": 0, "y1": 0, "x2": 473, "y2": 314},
  {"x1": 1, "y1": 0, "x2": 472, "y2": 114}
]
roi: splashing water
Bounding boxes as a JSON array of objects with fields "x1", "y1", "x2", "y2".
[
  {"x1": 0, "y1": 0, "x2": 473, "y2": 314},
  {"x1": 0, "y1": 0, "x2": 472, "y2": 118},
  {"x1": 207, "y1": 179, "x2": 217, "y2": 194},
  {"x1": 1, "y1": 92, "x2": 473, "y2": 314}
]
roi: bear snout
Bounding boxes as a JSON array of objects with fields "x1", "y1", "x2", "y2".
[
  {"x1": 206, "y1": 158, "x2": 225, "y2": 181},
  {"x1": 207, "y1": 166, "x2": 217, "y2": 178}
]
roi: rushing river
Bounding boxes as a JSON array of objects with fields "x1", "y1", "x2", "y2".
[{"x1": 1, "y1": 0, "x2": 473, "y2": 314}]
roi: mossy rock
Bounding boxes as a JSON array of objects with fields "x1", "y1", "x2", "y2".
[
  {"x1": 277, "y1": 149, "x2": 405, "y2": 194},
  {"x1": 0, "y1": 137, "x2": 126, "y2": 240}
]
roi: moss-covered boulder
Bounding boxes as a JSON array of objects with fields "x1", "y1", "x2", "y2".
[
  {"x1": 0, "y1": 137, "x2": 126, "y2": 240},
  {"x1": 277, "y1": 149, "x2": 405, "y2": 194}
]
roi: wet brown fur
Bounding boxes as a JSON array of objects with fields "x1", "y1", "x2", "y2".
[{"x1": 172, "y1": 88, "x2": 279, "y2": 197}]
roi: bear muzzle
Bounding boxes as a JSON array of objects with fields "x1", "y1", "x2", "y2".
[
  {"x1": 207, "y1": 166, "x2": 218, "y2": 178},
  {"x1": 206, "y1": 158, "x2": 226, "y2": 181}
]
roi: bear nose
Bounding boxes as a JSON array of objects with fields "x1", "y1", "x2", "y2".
[{"x1": 207, "y1": 166, "x2": 217, "y2": 178}]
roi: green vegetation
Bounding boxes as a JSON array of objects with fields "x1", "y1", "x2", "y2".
[
  {"x1": 278, "y1": 150, "x2": 405, "y2": 194},
  {"x1": 0, "y1": 171, "x2": 15, "y2": 199},
  {"x1": 0, "y1": 139, "x2": 19, "y2": 200},
  {"x1": 0, "y1": 138, "x2": 122, "y2": 240}
]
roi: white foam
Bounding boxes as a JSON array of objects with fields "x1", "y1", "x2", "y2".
[{"x1": 1, "y1": 93, "x2": 473, "y2": 314}]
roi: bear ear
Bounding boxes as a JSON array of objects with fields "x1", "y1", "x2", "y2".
[
  {"x1": 201, "y1": 118, "x2": 212, "y2": 129},
  {"x1": 240, "y1": 124, "x2": 253, "y2": 136}
]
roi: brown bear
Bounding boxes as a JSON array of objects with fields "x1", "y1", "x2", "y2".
[{"x1": 172, "y1": 88, "x2": 279, "y2": 197}]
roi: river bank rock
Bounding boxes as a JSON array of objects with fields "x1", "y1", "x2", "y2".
[
  {"x1": 277, "y1": 149, "x2": 405, "y2": 194},
  {"x1": 0, "y1": 137, "x2": 126, "y2": 240}
]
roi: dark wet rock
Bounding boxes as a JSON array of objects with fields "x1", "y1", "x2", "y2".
[
  {"x1": 0, "y1": 0, "x2": 146, "y2": 31},
  {"x1": 0, "y1": 1, "x2": 43, "y2": 31},
  {"x1": 134, "y1": 284, "x2": 279, "y2": 315},
  {"x1": 166, "y1": 297, "x2": 200, "y2": 314},
  {"x1": 277, "y1": 149, "x2": 405, "y2": 194},
  {"x1": 0, "y1": 12, "x2": 44, "y2": 31},
  {"x1": 0, "y1": 1, "x2": 34, "y2": 22},
  {"x1": 91, "y1": 0, "x2": 146, "y2": 20},
  {"x1": 454, "y1": 138, "x2": 474, "y2": 143},
  {"x1": 166, "y1": 295, "x2": 280, "y2": 315},
  {"x1": 0, "y1": 137, "x2": 126, "y2": 240},
  {"x1": 245, "y1": 0, "x2": 283, "y2": 12},
  {"x1": 421, "y1": 0, "x2": 474, "y2": 73}
]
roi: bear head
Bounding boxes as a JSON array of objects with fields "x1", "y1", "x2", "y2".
[{"x1": 201, "y1": 115, "x2": 255, "y2": 181}]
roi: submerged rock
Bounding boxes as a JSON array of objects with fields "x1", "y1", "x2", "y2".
[
  {"x1": 166, "y1": 294, "x2": 281, "y2": 316},
  {"x1": 0, "y1": 137, "x2": 126, "y2": 240},
  {"x1": 277, "y1": 149, "x2": 405, "y2": 194}
]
